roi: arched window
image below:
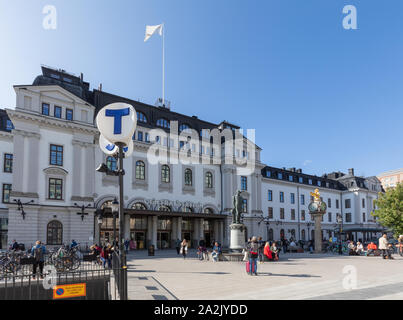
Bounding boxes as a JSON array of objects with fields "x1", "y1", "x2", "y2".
[
  {"x1": 135, "y1": 161, "x2": 145, "y2": 180},
  {"x1": 204, "y1": 208, "x2": 214, "y2": 214},
  {"x1": 184, "y1": 169, "x2": 192, "y2": 186},
  {"x1": 137, "y1": 111, "x2": 147, "y2": 124},
  {"x1": 301, "y1": 229, "x2": 306, "y2": 240},
  {"x1": 106, "y1": 156, "x2": 117, "y2": 171},
  {"x1": 132, "y1": 202, "x2": 147, "y2": 210},
  {"x1": 179, "y1": 124, "x2": 191, "y2": 133},
  {"x1": 183, "y1": 207, "x2": 193, "y2": 213},
  {"x1": 159, "y1": 205, "x2": 171, "y2": 212},
  {"x1": 268, "y1": 228, "x2": 274, "y2": 241},
  {"x1": 205, "y1": 172, "x2": 213, "y2": 188},
  {"x1": 100, "y1": 200, "x2": 112, "y2": 210},
  {"x1": 47, "y1": 220, "x2": 63, "y2": 245},
  {"x1": 156, "y1": 118, "x2": 170, "y2": 129},
  {"x1": 161, "y1": 165, "x2": 170, "y2": 183}
]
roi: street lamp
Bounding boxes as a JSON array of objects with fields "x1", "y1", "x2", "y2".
[
  {"x1": 74, "y1": 203, "x2": 92, "y2": 221},
  {"x1": 257, "y1": 216, "x2": 271, "y2": 241},
  {"x1": 13, "y1": 199, "x2": 34, "y2": 220},
  {"x1": 95, "y1": 208, "x2": 104, "y2": 245}
]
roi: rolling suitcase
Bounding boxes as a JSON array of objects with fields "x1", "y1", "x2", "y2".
[{"x1": 246, "y1": 261, "x2": 255, "y2": 274}]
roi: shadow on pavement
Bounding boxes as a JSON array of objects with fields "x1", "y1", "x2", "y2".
[{"x1": 256, "y1": 272, "x2": 321, "y2": 278}]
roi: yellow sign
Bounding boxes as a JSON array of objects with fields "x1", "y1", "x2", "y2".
[{"x1": 53, "y1": 283, "x2": 86, "y2": 299}]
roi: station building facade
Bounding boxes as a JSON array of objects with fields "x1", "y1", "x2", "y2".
[{"x1": 0, "y1": 67, "x2": 384, "y2": 249}]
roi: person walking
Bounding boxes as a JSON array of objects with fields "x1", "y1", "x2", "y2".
[
  {"x1": 282, "y1": 238, "x2": 288, "y2": 255},
  {"x1": 379, "y1": 233, "x2": 391, "y2": 260},
  {"x1": 31, "y1": 240, "x2": 46, "y2": 279},
  {"x1": 257, "y1": 237, "x2": 265, "y2": 264},
  {"x1": 247, "y1": 236, "x2": 259, "y2": 275},
  {"x1": 398, "y1": 235, "x2": 403, "y2": 257},
  {"x1": 11, "y1": 239, "x2": 19, "y2": 251},
  {"x1": 124, "y1": 238, "x2": 129, "y2": 254},
  {"x1": 175, "y1": 239, "x2": 181, "y2": 255},
  {"x1": 180, "y1": 239, "x2": 188, "y2": 259},
  {"x1": 100, "y1": 244, "x2": 112, "y2": 268}
]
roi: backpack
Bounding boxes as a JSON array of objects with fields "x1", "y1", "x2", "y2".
[{"x1": 34, "y1": 246, "x2": 43, "y2": 262}]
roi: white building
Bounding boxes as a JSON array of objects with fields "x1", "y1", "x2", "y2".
[{"x1": 0, "y1": 66, "x2": 384, "y2": 250}]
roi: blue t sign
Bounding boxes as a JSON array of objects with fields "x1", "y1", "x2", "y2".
[{"x1": 105, "y1": 108, "x2": 130, "y2": 135}]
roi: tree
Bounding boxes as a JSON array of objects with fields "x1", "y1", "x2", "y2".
[{"x1": 372, "y1": 183, "x2": 403, "y2": 238}]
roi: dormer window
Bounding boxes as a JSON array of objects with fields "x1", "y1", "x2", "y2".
[
  {"x1": 156, "y1": 118, "x2": 170, "y2": 129},
  {"x1": 42, "y1": 103, "x2": 50, "y2": 116},
  {"x1": 66, "y1": 109, "x2": 73, "y2": 121},
  {"x1": 6, "y1": 120, "x2": 13, "y2": 131},
  {"x1": 137, "y1": 111, "x2": 147, "y2": 124},
  {"x1": 179, "y1": 124, "x2": 191, "y2": 133}
]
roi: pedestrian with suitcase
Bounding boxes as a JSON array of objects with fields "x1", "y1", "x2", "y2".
[{"x1": 246, "y1": 236, "x2": 259, "y2": 276}]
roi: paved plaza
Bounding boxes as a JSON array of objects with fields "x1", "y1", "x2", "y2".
[{"x1": 125, "y1": 250, "x2": 403, "y2": 300}]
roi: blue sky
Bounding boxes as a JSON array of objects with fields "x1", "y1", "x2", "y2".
[{"x1": 0, "y1": 0, "x2": 402, "y2": 177}]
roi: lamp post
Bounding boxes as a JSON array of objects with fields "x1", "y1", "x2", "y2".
[{"x1": 336, "y1": 213, "x2": 343, "y2": 255}]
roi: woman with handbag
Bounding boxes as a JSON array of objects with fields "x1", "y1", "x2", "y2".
[{"x1": 180, "y1": 239, "x2": 188, "y2": 259}]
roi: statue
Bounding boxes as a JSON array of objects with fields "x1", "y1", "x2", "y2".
[
  {"x1": 310, "y1": 188, "x2": 321, "y2": 202},
  {"x1": 232, "y1": 190, "x2": 243, "y2": 224}
]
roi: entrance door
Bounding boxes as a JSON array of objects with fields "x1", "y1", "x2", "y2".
[
  {"x1": 157, "y1": 232, "x2": 171, "y2": 249},
  {"x1": 135, "y1": 232, "x2": 146, "y2": 250},
  {"x1": 204, "y1": 232, "x2": 211, "y2": 247}
]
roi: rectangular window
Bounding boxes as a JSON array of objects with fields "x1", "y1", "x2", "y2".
[
  {"x1": 145, "y1": 133, "x2": 150, "y2": 143},
  {"x1": 6, "y1": 120, "x2": 13, "y2": 131},
  {"x1": 278, "y1": 173, "x2": 283, "y2": 180},
  {"x1": 298, "y1": 177, "x2": 303, "y2": 183},
  {"x1": 328, "y1": 212, "x2": 332, "y2": 222},
  {"x1": 301, "y1": 194, "x2": 305, "y2": 205},
  {"x1": 362, "y1": 212, "x2": 366, "y2": 222},
  {"x1": 268, "y1": 207, "x2": 273, "y2": 219},
  {"x1": 241, "y1": 176, "x2": 247, "y2": 191},
  {"x1": 301, "y1": 210, "x2": 305, "y2": 221},
  {"x1": 48, "y1": 178, "x2": 63, "y2": 200},
  {"x1": 336, "y1": 199, "x2": 339, "y2": 209},
  {"x1": 155, "y1": 136, "x2": 160, "y2": 144},
  {"x1": 290, "y1": 193, "x2": 295, "y2": 204},
  {"x1": 66, "y1": 108, "x2": 73, "y2": 121},
  {"x1": 138, "y1": 131, "x2": 143, "y2": 142},
  {"x1": 362, "y1": 198, "x2": 365, "y2": 208},
  {"x1": 179, "y1": 141, "x2": 185, "y2": 149},
  {"x1": 345, "y1": 199, "x2": 351, "y2": 209},
  {"x1": 288, "y1": 175, "x2": 293, "y2": 182},
  {"x1": 268, "y1": 190, "x2": 273, "y2": 201},
  {"x1": 4, "y1": 154, "x2": 13, "y2": 173},
  {"x1": 54, "y1": 106, "x2": 62, "y2": 118},
  {"x1": 280, "y1": 208, "x2": 285, "y2": 219},
  {"x1": 2, "y1": 184, "x2": 11, "y2": 203},
  {"x1": 308, "y1": 179, "x2": 313, "y2": 185},
  {"x1": 291, "y1": 209, "x2": 295, "y2": 220},
  {"x1": 279, "y1": 192, "x2": 284, "y2": 203},
  {"x1": 317, "y1": 180, "x2": 321, "y2": 187},
  {"x1": 42, "y1": 103, "x2": 50, "y2": 116},
  {"x1": 50, "y1": 144, "x2": 63, "y2": 166},
  {"x1": 328, "y1": 198, "x2": 331, "y2": 208},
  {"x1": 266, "y1": 171, "x2": 271, "y2": 178},
  {"x1": 242, "y1": 199, "x2": 248, "y2": 213},
  {"x1": 345, "y1": 213, "x2": 352, "y2": 223}
]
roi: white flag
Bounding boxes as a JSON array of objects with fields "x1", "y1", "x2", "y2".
[{"x1": 144, "y1": 24, "x2": 163, "y2": 42}]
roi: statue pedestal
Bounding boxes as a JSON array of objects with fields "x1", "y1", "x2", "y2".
[
  {"x1": 229, "y1": 224, "x2": 246, "y2": 253},
  {"x1": 312, "y1": 213, "x2": 323, "y2": 253}
]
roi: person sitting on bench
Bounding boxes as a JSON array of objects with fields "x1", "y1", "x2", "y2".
[{"x1": 366, "y1": 242, "x2": 377, "y2": 256}]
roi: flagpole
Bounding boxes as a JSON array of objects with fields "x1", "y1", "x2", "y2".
[{"x1": 162, "y1": 22, "x2": 165, "y2": 107}]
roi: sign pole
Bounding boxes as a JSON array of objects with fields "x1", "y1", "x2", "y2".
[{"x1": 117, "y1": 142, "x2": 127, "y2": 300}]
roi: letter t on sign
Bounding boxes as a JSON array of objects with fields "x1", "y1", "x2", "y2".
[{"x1": 105, "y1": 108, "x2": 130, "y2": 135}]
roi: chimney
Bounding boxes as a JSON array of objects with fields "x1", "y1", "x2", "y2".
[
  {"x1": 80, "y1": 73, "x2": 83, "y2": 83},
  {"x1": 348, "y1": 168, "x2": 355, "y2": 176},
  {"x1": 99, "y1": 83, "x2": 103, "y2": 91}
]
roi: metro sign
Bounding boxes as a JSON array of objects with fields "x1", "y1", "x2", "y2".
[{"x1": 96, "y1": 103, "x2": 137, "y2": 145}]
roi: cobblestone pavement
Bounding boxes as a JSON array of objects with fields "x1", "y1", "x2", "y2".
[{"x1": 126, "y1": 250, "x2": 403, "y2": 300}]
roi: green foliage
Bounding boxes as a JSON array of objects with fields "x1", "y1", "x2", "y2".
[{"x1": 372, "y1": 183, "x2": 403, "y2": 238}]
